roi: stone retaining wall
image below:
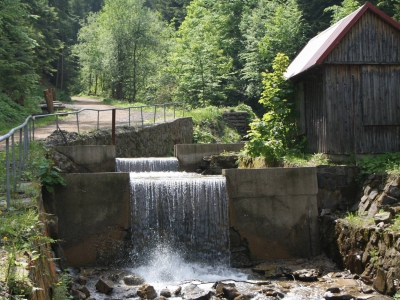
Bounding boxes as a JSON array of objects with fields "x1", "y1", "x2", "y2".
[
  {"x1": 316, "y1": 165, "x2": 361, "y2": 212},
  {"x1": 321, "y1": 217, "x2": 400, "y2": 296},
  {"x1": 46, "y1": 117, "x2": 193, "y2": 158}
]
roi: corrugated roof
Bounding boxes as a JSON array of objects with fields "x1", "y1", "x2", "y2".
[{"x1": 285, "y1": 2, "x2": 400, "y2": 79}]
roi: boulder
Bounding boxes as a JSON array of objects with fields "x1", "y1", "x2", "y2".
[
  {"x1": 137, "y1": 284, "x2": 157, "y2": 299},
  {"x1": 70, "y1": 289, "x2": 87, "y2": 299},
  {"x1": 288, "y1": 269, "x2": 321, "y2": 281},
  {"x1": 173, "y1": 286, "x2": 182, "y2": 296},
  {"x1": 80, "y1": 286, "x2": 91, "y2": 298},
  {"x1": 123, "y1": 274, "x2": 145, "y2": 286},
  {"x1": 222, "y1": 286, "x2": 241, "y2": 300},
  {"x1": 95, "y1": 278, "x2": 114, "y2": 295},
  {"x1": 373, "y1": 212, "x2": 392, "y2": 224},
  {"x1": 160, "y1": 288, "x2": 172, "y2": 298}
]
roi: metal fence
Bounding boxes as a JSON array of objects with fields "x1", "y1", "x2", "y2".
[{"x1": 0, "y1": 102, "x2": 185, "y2": 208}]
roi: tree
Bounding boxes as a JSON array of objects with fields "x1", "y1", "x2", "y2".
[
  {"x1": 240, "y1": 0, "x2": 307, "y2": 106},
  {"x1": 244, "y1": 53, "x2": 297, "y2": 164},
  {"x1": 75, "y1": 0, "x2": 168, "y2": 102},
  {"x1": 168, "y1": 0, "x2": 243, "y2": 107},
  {"x1": 0, "y1": 0, "x2": 38, "y2": 101},
  {"x1": 325, "y1": 0, "x2": 400, "y2": 24},
  {"x1": 297, "y1": 0, "x2": 342, "y2": 38},
  {"x1": 144, "y1": 0, "x2": 191, "y2": 28}
]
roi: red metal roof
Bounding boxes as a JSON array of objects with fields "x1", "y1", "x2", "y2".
[{"x1": 285, "y1": 2, "x2": 400, "y2": 79}]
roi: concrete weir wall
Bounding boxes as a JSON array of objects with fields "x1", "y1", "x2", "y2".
[
  {"x1": 47, "y1": 173, "x2": 131, "y2": 267},
  {"x1": 48, "y1": 167, "x2": 320, "y2": 266},
  {"x1": 174, "y1": 143, "x2": 244, "y2": 172},
  {"x1": 223, "y1": 167, "x2": 320, "y2": 261},
  {"x1": 54, "y1": 145, "x2": 116, "y2": 172}
]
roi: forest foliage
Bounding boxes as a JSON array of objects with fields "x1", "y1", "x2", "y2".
[{"x1": 2, "y1": 0, "x2": 400, "y2": 128}]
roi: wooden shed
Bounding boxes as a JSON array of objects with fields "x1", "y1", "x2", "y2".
[{"x1": 286, "y1": 2, "x2": 400, "y2": 156}]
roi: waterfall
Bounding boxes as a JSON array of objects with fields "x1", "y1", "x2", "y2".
[
  {"x1": 116, "y1": 157, "x2": 179, "y2": 172},
  {"x1": 129, "y1": 172, "x2": 230, "y2": 266}
]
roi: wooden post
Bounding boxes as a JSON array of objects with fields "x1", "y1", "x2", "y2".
[
  {"x1": 43, "y1": 89, "x2": 54, "y2": 113},
  {"x1": 112, "y1": 109, "x2": 116, "y2": 145},
  {"x1": 51, "y1": 88, "x2": 57, "y2": 103}
]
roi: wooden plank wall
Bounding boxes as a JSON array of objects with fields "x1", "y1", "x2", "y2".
[
  {"x1": 300, "y1": 65, "x2": 400, "y2": 154},
  {"x1": 325, "y1": 10, "x2": 400, "y2": 64},
  {"x1": 361, "y1": 65, "x2": 400, "y2": 125},
  {"x1": 303, "y1": 70, "x2": 325, "y2": 153}
]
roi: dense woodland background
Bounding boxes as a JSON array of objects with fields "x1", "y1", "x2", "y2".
[{"x1": 1, "y1": 0, "x2": 400, "y2": 127}]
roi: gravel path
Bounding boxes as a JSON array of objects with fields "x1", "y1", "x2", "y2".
[{"x1": 33, "y1": 97, "x2": 175, "y2": 141}]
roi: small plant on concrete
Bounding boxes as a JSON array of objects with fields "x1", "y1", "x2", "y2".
[
  {"x1": 23, "y1": 142, "x2": 66, "y2": 193},
  {"x1": 53, "y1": 272, "x2": 72, "y2": 300}
]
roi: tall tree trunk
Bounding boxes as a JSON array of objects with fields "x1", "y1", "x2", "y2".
[
  {"x1": 60, "y1": 47, "x2": 64, "y2": 92},
  {"x1": 95, "y1": 74, "x2": 98, "y2": 95},
  {"x1": 89, "y1": 72, "x2": 92, "y2": 94}
]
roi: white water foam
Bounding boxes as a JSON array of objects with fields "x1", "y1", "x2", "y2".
[
  {"x1": 130, "y1": 244, "x2": 248, "y2": 286},
  {"x1": 116, "y1": 157, "x2": 179, "y2": 172}
]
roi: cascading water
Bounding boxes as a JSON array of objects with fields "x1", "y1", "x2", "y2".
[
  {"x1": 127, "y1": 171, "x2": 248, "y2": 284},
  {"x1": 115, "y1": 157, "x2": 179, "y2": 172},
  {"x1": 114, "y1": 156, "x2": 248, "y2": 284},
  {"x1": 129, "y1": 172, "x2": 229, "y2": 265}
]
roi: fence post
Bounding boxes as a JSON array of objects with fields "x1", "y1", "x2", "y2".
[
  {"x1": 97, "y1": 111, "x2": 100, "y2": 130},
  {"x1": 18, "y1": 129, "x2": 23, "y2": 181},
  {"x1": 154, "y1": 106, "x2": 156, "y2": 123},
  {"x1": 164, "y1": 104, "x2": 166, "y2": 122},
  {"x1": 12, "y1": 135, "x2": 16, "y2": 192},
  {"x1": 32, "y1": 118, "x2": 35, "y2": 141},
  {"x1": 5, "y1": 138, "x2": 10, "y2": 209},
  {"x1": 141, "y1": 107, "x2": 144, "y2": 127},
  {"x1": 44, "y1": 89, "x2": 54, "y2": 113},
  {"x1": 76, "y1": 113, "x2": 80, "y2": 134},
  {"x1": 129, "y1": 108, "x2": 131, "y2": 127},
  {"x1": 112, "y1": 109, "x2": 116, "y2": 145}
]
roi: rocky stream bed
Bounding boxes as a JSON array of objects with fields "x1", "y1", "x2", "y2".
[{"x1": 65, "y1": 255, "x2": 394, "y2": 300}]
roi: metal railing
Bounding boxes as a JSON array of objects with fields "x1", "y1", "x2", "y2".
[
  {"x1": 32, "y1": 102, "x2": 185, "y2": 136},
  {"x1": 0, "y1": 116, "x2": 34, "y2": 209},
  {"x1": 0, "y1": 102, "x2": 185, "y2": 208}
]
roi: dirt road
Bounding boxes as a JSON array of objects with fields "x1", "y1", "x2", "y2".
[{"x1": 32, "y1": 97, "x2": 164, "y2": 141}]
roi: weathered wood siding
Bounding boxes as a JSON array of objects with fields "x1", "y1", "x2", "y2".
[
  {"x1": 302, "y1": 70, "x2": 326, "y2": 153},
  {"x1": 325, "y1": 10, "x2": 400, "y2": 64},
  {"x1": 298, "y1": 65, "x2": 400, "y2": 154},
  {"x1": 361, "y1": 65, "x2": 400, "y2": 125}
]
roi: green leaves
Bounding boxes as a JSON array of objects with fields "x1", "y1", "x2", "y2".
[
  {"x1": 32, "y1": 159, "x2": 66, "y2": 193},
  {"x1": 75, "y1": 0, "x2": 168, "y2": 101},
  {"x1": 244, "y1": 53, "x2": 299, "y2": 164}
]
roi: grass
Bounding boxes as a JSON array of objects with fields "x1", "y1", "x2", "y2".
[
  {"x1": 104, "y1": 98, "x2": 255, "y2": 144},
  {"x1": 0, "y1": 141, "x2": 68, "y2": 298},
  {"x1": 238, "y1": 152, "x2": 332, "y2": 169},
  {"x1": 344, "y1": 212, "x2": 375, "y2": 226},
  {"x1": 357, "y1": 152, "x2": 400, "y2": 176},
  {"x1": 391, "y1": 214, "x2": 400, "y2": 231},
  {"x1": 283, "y1": 152, "x2": 331, "y2": 167},
  {"x1": 185, "y1": 106, "x2": 248, "y2": 144}
]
